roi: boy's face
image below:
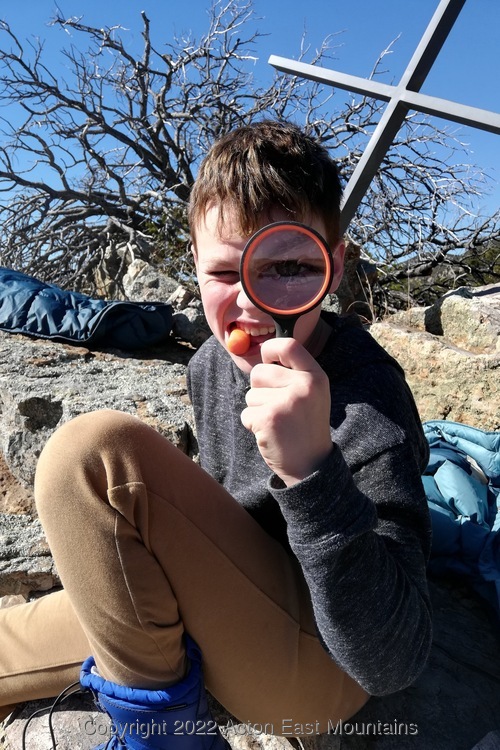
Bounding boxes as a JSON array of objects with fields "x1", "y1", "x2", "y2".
[{"x1": 192, "y1": 204, "x2": 345, "y2": 373}]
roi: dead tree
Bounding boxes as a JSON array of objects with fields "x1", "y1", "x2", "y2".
[{"x1": 0, "y1": 0, "x2": 498, "y2": 307}]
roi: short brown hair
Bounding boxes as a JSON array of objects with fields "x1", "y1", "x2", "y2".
[{"x1": 188, "y1": 120, "x2": 343, "y2": 247}]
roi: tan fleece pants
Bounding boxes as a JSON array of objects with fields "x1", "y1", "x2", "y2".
[{"x1": 0, "y1": 410, "x2": 368, "y2": 733}]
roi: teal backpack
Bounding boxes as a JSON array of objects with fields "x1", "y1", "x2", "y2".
[{"x1": 422, "y1": 420, "x2": 500, "y2": 615}]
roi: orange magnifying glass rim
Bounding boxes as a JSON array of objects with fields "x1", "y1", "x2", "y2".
[{"x1": 240, "y1": 222, "x2": 334, "y2": 316}]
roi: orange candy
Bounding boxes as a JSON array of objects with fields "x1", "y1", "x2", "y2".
[{"x1": 227, "y1": 328, "x2": 251, "y2": 355}]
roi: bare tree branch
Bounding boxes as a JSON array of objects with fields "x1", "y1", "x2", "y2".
[{"x1": 0, "y1": 0, "x2": 498, "y2": 309}]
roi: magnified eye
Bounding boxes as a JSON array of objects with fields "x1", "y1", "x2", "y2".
[
  {"x1": 259, "y1": 260, "x2": 324, "y2": 279},
  {"x1": 240, "y1": 223, "x2": 333, "y2": 316}
]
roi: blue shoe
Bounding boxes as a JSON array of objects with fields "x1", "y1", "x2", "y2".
[{"x1": 80, "y1": 636, "x2": 230, "y2": 750}]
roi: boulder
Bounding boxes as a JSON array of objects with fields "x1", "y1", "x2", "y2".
[
  {"x1": 424, "y1": 284, "x2": 500, "y2": 353},
  {"x1": 0, "y1": 334, "x2": 196, "y2": 491},
  {"x1": 124, "y1": 260, "x2": 212, "y2": 348},
  {"x1": 371, "y1": 284, "x2": 500, "y2": 431},
  {"x1": 391, "y1": 283, "x2": 500, "y2": 353},
  {"x1": 123, "y1": 258, "x2": 180, "y2": 302},
  {"x1": 0, "y1": 514, "x2": 55, "y2": 597}
]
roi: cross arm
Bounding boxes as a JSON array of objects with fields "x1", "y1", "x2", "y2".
[
  {"x1": 268, "y1": 55, "x2": 395, "y2": 101},
  {"x1": 401, "y1": 91, "x2": 500, "y2": 135},
  {"x1": 269, "y1": 56, "x2": 500, "y2": 135}
]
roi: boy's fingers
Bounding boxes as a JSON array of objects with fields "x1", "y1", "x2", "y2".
[
  {"x1": 240, "y1": 405, "x2": 256, "y2": 433},
  {"x1": 245, "y1": 386, "x2": 283, "y2": 407},
  {"x1": 259, "y1": 337, "x2": 324, "y2": 373},
  {"x1": 249, "y1": 362, "x2": 291, "y2": 389}
]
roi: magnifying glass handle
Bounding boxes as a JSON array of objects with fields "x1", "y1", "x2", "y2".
[{"x1": 274, "y1": 315, "x2": 299, "y2": 339}]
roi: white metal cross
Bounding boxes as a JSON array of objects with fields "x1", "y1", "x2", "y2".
[{"x1": 269, "y1": 0, "x2": 500, "y2": 234}]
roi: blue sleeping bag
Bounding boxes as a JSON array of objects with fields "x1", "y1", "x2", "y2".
[
  {"x1": 423, "y1": 420, "x2": 500, "y2": 615},
  {"x1": 0, "y1": 267, "x2": 173, "y2": 350}
]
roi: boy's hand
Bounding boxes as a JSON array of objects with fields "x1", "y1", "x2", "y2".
[{"x1": 240, "y1": 337, "x2": 333, "y2": 487}]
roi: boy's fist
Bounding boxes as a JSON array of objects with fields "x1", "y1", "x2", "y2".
[{"x1": 240, "y1": 337, "x2": 333, "y2": 486}]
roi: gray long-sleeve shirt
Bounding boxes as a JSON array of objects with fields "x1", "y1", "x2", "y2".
[{"x1": 186, "y1": 311, "x2": 432, "y2": 696}]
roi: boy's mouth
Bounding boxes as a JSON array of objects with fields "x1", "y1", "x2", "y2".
[
  {"x1": 233, "y1": 322, "x2": 276, "y2": 337},
  {"x1": 227, "y1": 321, "x2": 276, "y2": 350}
]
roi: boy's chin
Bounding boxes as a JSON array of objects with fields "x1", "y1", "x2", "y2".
[{"x1": 227, "y1": 350, "x2": 258, "y2": 374}]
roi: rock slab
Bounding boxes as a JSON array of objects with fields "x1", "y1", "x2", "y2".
[{"x1": 371, "y1": 284, "x2": 500, "y2": 431}]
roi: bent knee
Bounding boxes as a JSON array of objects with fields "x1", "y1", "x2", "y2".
[
  {"x1": 39, "y1": 409, "x2": 138, "y2": 458},
  {"x1": 34, "y1": 410, "x2": 142, "y2": 508}
]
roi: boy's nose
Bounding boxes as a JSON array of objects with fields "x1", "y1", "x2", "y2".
[{"x1": 236, "y1": 283, "x2": 257, "y2": 312}]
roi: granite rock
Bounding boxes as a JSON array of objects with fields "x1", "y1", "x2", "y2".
[
  {"x1": 371, "y1": 284, "x2": 500, "y2": 431},
  {"x1": 391, "y1": 284, "x2": 500, "y2": 353}
]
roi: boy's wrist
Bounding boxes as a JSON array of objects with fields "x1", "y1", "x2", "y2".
[
  {"x1": 269, "y1": 443, "x2": 377, "y2": 546},
  {"x1": 275, "y1": 442, "x2": 335, "y2": 487}
]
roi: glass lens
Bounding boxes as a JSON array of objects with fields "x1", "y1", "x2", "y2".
[{"x1": 243, "y1": 226, "x2": 329, "y2": 313}]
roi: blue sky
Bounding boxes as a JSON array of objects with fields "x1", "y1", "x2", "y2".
[{"x1": 1, "y1": 0, "x2": 499, "y2": 215}]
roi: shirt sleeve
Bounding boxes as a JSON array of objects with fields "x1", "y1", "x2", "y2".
[{"x1": 267, "y1": 371, "x2": 433, "y2": 696}]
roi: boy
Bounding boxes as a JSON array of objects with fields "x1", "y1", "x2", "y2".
[{"x1": 0, "y1": 120, "x2": 431, "y2": 746}]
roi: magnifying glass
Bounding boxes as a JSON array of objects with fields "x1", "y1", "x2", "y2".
[{"x1": 240, "y1": 221, "x2": 333, "y2": 339}]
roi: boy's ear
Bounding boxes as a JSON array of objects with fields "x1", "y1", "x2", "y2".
[
  {"x1": 329, "y1": 240, "x2": 345, "y2": 293},
  {"x1": 190, "y1": 243, "x2": 198, "y2": 269}
]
